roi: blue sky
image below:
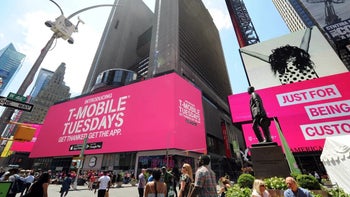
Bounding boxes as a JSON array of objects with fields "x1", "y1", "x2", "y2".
[{"x1": 0, "y1": 0, "x2": 289, "y2": 97}]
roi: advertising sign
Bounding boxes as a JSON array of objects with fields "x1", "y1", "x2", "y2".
[
  {"x1": 324, "y1": 18, "x2": 350, "y2": 42},
  {"x1": 240, "y1": 26, "x2": 347, "y2": 89},
  {"x1": 11, "y1": 124, "x2": 42, "y2": 152},
  {"x1": 300, "y1": 0, "x2": 350, "y2": 50},
  {"x1": 228, "y1": 72, "x2": 350, "y2": 152},
  {"x1": 83, "y1": 155, "x2": 103, "y2": 170},
  {"x1": 30, "y1": 73, "x2": 206, "y2": 158},
  {"x1": 299, "y1": 0, "x2": 350, "y2": 28}
]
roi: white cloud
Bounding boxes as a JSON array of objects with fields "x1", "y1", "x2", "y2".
[
  {"x1": 5, "y1": 0, "x2": 231, "y2": 97},
  {"x1": 202, "y1": 0, "x2": 232, "y2": 31},
  {"x1": 15, "y1": 10, "x2": 104, "y2": 96}
]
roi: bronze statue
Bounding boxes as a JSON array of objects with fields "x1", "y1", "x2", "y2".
[{"x1": 248, "y1": 86, "x2": 272, "y2": 143}]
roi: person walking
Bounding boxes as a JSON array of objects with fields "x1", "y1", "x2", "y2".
[
  {"x1": 144, "y1": 168, "x2": 167, "y2": 197},
  {"x1": 284, "y1": 177, "x2": 313, "y2": 197},
  {"x1": 190, "y1": 155, "x2": 217, "y2": 197},
  {"x1": 179, "y1": 163, "x2": 193, "y2": 197},
  {"x1": 60, "y1": 173, "x2": 72, "y2": 197},
  {"x1": 138, "y1": 168, "x2": 146, "y2": 197},
  {"x1": 94, "y1": 171, "x2": 111, "y2": 197}
]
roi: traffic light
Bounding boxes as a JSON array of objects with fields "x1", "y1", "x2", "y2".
[{"x1": 13, "y1": 124, "x2": 36, "y2": 141}]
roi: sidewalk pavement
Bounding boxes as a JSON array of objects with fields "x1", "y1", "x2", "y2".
[
  {"x1": 16, "y1": 183, "x2": 141, "y2": 197},
  {"x1": 16, "y1": 183, "x2": 220, "y2": 196}
]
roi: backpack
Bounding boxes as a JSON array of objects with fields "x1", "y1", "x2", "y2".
[{"x1": 11, "y1": 176, "x2": 26, "y2": 193}]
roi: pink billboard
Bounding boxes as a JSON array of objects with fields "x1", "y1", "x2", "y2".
[
  {"x1": 11, "y1": 124, "x2": 42, "y2": 152},
  {"x1": 30, "y1": 73, "x2": 206, "y2": 158},
  {"x1": 228, "y1": 72, "x2": 350, "y2": 151}
]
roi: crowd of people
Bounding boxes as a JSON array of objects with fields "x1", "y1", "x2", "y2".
[
  {"x1": 137, "y1": 155, "x2": 219, "y2": 197},
  {"x1": 0, "y1": 166, "x2": 136, "y2": 197},
  {"x1": 0, "y1": 167, "x2": 51, "y2": 197},
  {"x1": 0, "y1": 156, "x2": 319, "y2": 197}
]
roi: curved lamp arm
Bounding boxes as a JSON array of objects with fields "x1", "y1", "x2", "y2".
[
  {"x1": 67, "y1": 4, "x2": 117, "y2": 19},
  {"x1": 49, "y1": 0, "x2": 64, "y2": 15}
]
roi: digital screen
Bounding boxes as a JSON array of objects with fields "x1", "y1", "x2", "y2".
[
  {"x1": 30, "y1": 73, "x2": 206, "y2": 157},
  {"x1": 229, "y1": 72, "x2": 350, "y2": 151}
]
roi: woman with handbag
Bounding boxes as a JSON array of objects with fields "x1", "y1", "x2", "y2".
[{"x1": 179, "y1": 163, "x2": 193, "y2": 197}]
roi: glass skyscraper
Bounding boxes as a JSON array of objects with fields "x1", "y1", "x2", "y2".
[{"x1": 0, "y1": 43, "x2": 25, "y2": 95}]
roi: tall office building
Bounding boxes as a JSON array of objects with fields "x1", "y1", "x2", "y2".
[
  {"x1": 82, "y1": 0, "x2": 239, "y2": 176},
  {"x1": 29, "y1": 68, "x2": 54, "y2": 99},
  {"x1": 0, "y1": 43, "x2": 25, "y2": 95},
  {"x1": 272, "y1": 0, "x2": 311, "y2": 32},
  {"x1": 272, "y1": 0, "x2": 350, "y2": 69},
  {"x1": 19, "y1": 63, "x2": 71, "y2": 124}
]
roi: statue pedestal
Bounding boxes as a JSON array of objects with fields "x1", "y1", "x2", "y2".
[{"x1": 250, "y1": 143, "x2": 290, "y2": 178}]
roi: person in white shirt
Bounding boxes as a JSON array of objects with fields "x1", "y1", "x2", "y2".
[
  {"x1": 23, "y1": 171, "x2": 35, "y2": 196},
  {"x1": 94, "y1": 171, "x2": 111, "y2": 197}
]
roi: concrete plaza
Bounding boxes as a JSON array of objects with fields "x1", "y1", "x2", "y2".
[{"x1": 16, "y1": 183, "x2": 141, "y2": 197}]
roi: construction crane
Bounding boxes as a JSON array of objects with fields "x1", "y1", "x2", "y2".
[{"x1": 225, "y1": 0, "x2": 260, "y2": 47}]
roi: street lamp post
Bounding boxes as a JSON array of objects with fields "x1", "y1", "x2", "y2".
[
  {"x1": 0, "y1": 1, "x2": 116, "y2": 137},
  {"x1": 0, "y1": 34, "x2": 56, "y2": 137},
  {"x1": 73, "y1": 137, "x2": 88, "y2": 190}
]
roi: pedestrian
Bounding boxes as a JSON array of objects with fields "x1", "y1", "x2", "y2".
[
  {"x1": 23, "y1": 172, "x2": 51, "y2": 197},
  {"x1": 179, "y1": 163, "x2": 193, "y2": 197},
  {"x1": 94, "y1": 171, "x2": 111, "y2": 197},
  {"x1": 60, "y1": 173, "x2": 72, "y2": 197},
  {"x1": 171, "y1": 166, "x2": 180, "y2": 197},
  {"x1": 218, "y1": 177, "x2": 231, "y2": 197},
  {"x1": 251, "y1": 179, "x2": 270, "y2": 197},
  {"x1": 88, "y1": 171, "x2": 96, "y2": 190},
  {"x1": 144, "y1": 168, "x2": 167, "y2": 197},
  {"x1": 284, "y1": 177, "x2": 313, "y2": 197},
  {"x1": 137, "y1": 168, "x2": 146, "y2": 197},
  {"x1": 161, "y1": 166, "x2": 173, "y2": 196},
  {"x1": 22, "y1": 171, "x2": 35, "y2": 196},
  {"x1": 0, "y1": 167, "x2": 5, "y2": 178},
  {"x1": 190, "y1": 155, "x2": 217, "y2": 197},
  {"x1": 148, "y1": 169, "x2": 154, "y2": 182},
  {"x1": 7, "y1": 168, "x2": 26, "y2": 197},
  {"x1": 112, "y1": 172, "x2": 117, "y2": 187}
]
